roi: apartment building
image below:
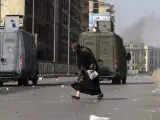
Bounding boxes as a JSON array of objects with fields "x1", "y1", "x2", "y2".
[
  {"x1": 124, "y1": 41, "x2": 160, "y2": 73},
  {"x1": 81, "y1": 0, "x2": 89, "y2": 32},
  {"x1": 0, "y1": 0, "x2": 85, "y2": 64},
  {"x1": 58, "y1": 0, "x2": 82, "y2": 64},
  {"x1": 0, "y1": 0, "x2": 58, "y2": 61},
  {"x1": 89, "y1": 0, "x2": 115, "y2": 32}
]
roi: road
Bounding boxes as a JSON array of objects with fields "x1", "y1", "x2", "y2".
[{"x1": 0, "y1": 76, "x2": 159, "y2": 120}]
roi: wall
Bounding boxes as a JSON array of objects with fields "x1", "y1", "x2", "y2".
[{"x1": 0, "y1": 0, "x2": 25, "y2": 26}]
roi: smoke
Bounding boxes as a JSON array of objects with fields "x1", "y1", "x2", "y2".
[{"x1": 122, "y1": 13, "x2": 160, "y2": 47}]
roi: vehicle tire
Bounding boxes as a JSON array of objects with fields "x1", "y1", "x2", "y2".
[
  {"x1": 23, "y1": 76, "x2": 29, "y2": 86},
  {"x1": 112, "y1": 77, "x2": 121, "y2": 84},
  {"x1": 122, "y1": 76, "x2": 127, "y2": 84},
  {"x1": 0, "y1": 81, "x2": 4, "y2": 86},
  {"x1": 32, "y1": 76, "x2": 38, "y2": 86},
  {"x1": 18, "y1": 78, "x2": 24, "y2": 86}
]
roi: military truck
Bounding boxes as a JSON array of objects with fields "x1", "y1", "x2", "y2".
[{"x1": 78, "y1": 31, "x2": 131, "y2": 84}]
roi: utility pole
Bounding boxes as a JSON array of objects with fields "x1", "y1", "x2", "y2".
[
  {"x1": 32, "y1": 0, "x2": 35, "y2": 37},
  {"x1": 53, "y1": 0, "x2": 56, "y2": 62},
  {"x1": 67, "y1": 0, "x2": 71, "y2": 75},
  {"x1": 0, "y1": 0, "x2": 1, "y2": 25}
]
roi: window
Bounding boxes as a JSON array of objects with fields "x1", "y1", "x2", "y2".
[
  {"x1": 150, "y1": 58, "x2": 153, "y2": 64},
  {"x1": 132, "y1": 59, "x2": 134, "y2": 64},
  {"x1": 150, "y1": 51, "x2": 153, "y2": 56},
  {"x1": 127, "y1": 66, "x2": 130, "y2": 70},
  {"x1": 155, "y1": 59, "x2": 157, "y2": 65},
  {"x1": 93, "y1": 9, "x2": 98, "y2": 13},
  {"x1": 155, "y1": 52, "x2": 157, "y2": 56},
  {"x1": 93, "y1": 2, "x2": 99, "y2": 8}
]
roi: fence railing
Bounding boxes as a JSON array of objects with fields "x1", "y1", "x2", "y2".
[{"x1": 38, "y1": 61, "x2": 78, "y2": 77}]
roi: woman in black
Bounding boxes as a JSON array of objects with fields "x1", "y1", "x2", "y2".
[{"x1": 70, "y1": 43, "x2": 103, "y2": 100}]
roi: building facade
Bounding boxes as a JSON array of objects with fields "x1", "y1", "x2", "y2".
[
  {"x1": 58, "y1": 0, "x2": 82, "y2": 64},
  {"x1": 124, "y1": 41, "x2": 160, "y2": 73},
  {"x1": 81, "y1": 0, "x2": 89, "y2": 32},
  {"x1": 89, "y1": 0, "x2": 115, "y2": 32},
  {"x1": 0, "y1": 0, "x2": 85, "y2": 64}
]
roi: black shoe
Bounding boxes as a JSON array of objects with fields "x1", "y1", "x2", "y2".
[
  {"x1": 71, "y1": 95, "x2": 80, "y2": 100},
  {"x1": 97, "y1": 93, "x2": 103, "y2": 100}
]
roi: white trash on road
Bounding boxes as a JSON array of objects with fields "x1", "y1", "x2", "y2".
[
  {"x1": 90, "y1": 115, "x2": 109, "y2": 120},
  {"x1": 152, "y1": 88, "x2": 160, "y2": 92}
]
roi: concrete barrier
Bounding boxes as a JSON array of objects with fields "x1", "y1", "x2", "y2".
[{"x1": 152, "y1": 68, "x2": 160, "y2": 88}]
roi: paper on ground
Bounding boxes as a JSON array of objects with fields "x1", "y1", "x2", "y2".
[{"x1": 90, "y1": 115, "x2": 109, "y2": 120}]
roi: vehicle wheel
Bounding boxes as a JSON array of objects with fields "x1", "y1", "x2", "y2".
[
  {"x1": 122, "y1": 76, "x2": 127, "y2": 84},
  {"x1": 0, "y1": 81, "x2": 4, "y2": 86},
  {"x1": 18, "y1": 79, "x2": 24, "y2": 86},
  {"x1": 32, "y1": 76, "x2": 38, "y2": 86},
  {"x1": 112, "y1": 77, "x2": 121, "y2": 84},
  {"x1": 24, "y1": 76, "x2": 29, "y2": 86}
]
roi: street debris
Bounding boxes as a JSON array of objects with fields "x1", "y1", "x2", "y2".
[
  {"x1": 75, "y1": 112, "x2": 79, "y2": 114},
  {"x1": 39, "y1": 77, "x2": 44, "y2": 81},
  {"x1": 49, "y1": 113, "x2": 53, "y2": 115},
  {"x1": 114, "y1": 90, "x2": 116, "y2": 92},
  {"x1": 6, "y1": 88, "x2": 9, "y2": 91},
  {"x1": 30, "y1": 92, "x2": 36, "y2": 96},
  {"x1": 61, "y1": 85, "x2": 64, "y2": 88},
  {"x1": 90, "y1": 115, "x2": 109, "y2": 120},
  {"x1": 152, "y1": 88, "x2": 160, "y2": 92},
  {"x1": 151, "y1": 110, "x2": 156, "y2": 113},
  {"x1": 60, "y1": 95, "x2": 64, "y2": 98},
  {"x1": 16, "y1": 108, "x2": 20, "y2": 114},
  {"x1": 133, "y1": 98, "x2": 137, "y2": 102},
  {"x1": 132, "y1": 98, "x2": 138, "y2": 102},
  {"x1": 58, "y1": 77, "x2": 63, "y2": 80},
  {"x1": 32, "y1": 86, "x2": 35, "y2": 88},
  {"x1": 113, "y1": 107, "x2": 118, "y2": 110},
  {"x1": 93, "y1": 100, "x2": 97, "y2": 103}
]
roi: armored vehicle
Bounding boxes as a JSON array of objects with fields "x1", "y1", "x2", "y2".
[
  {"x1": 0, "y1": 28, "x2": 39, "y2": 86},
  {"x1": 79, "y1": 31, "x2": 131, "y2": 84}
]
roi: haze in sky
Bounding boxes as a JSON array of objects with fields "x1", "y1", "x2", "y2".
[{"x1": 108, "y1": 0, "x2": 160, "y2": 47}]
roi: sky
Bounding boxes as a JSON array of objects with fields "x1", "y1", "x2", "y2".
[{"x1": 106, "y1": 0, "x2": 160, "y2": 47}]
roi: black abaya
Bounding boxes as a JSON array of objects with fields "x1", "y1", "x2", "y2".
[{"x1": 71, "y1": 49, "x2": 102, "y2": 95}]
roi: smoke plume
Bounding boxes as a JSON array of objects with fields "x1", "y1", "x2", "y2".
[{"x1": 122, "y1": 13, "x2": 160, "y2": 47}]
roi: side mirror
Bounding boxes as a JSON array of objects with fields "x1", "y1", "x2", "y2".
[{"x1": 126, "y1": 53, "x2": 131, "y2": 61}]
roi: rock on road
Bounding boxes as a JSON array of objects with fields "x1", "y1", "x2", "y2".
[{"x1": 0, "y1": 76, "x2": 159, "y2": 120}]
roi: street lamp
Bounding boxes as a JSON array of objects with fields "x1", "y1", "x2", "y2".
[
  {"x1": 67, "y1": 0, "x2": 71, "y2": 75},
  {"x1": 53, "y1": 0, "x2": 56, "y2": 62},
  {"x1": 32, "y1": 0, "x2": 35, "y2": 37}
]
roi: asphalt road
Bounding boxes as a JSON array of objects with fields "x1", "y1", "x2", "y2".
[{"x1": 0, "y1": 76, "x2": 159, "y2": 120}]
